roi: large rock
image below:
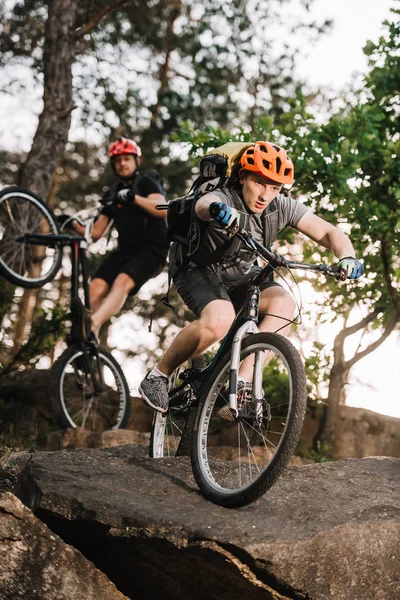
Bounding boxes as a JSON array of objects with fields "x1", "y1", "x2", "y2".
[
  {"x1": 15, "y1": 446, "x2": 400, "y2": 600},
  {"x1": 0, "y1": 491, "x2": 129, "y2": 600}
]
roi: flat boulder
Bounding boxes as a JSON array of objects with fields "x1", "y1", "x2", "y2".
[{"x1": 15, "y1": 446, "x2": 400, "y2": 600}]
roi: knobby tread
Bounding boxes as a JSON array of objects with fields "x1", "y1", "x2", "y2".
[
  {"x1": 51, "y1": 344, "x2": 131, "y2": 430},
  {"x1": 0, "y1": 186, "x2": 62, "y2": 288},
  {"x1": 191, "y1": 332, "x2": 307, "y2": 508}
]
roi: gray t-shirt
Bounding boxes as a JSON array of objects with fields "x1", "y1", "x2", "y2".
[{"x1": 202, "y1": 186, "x2": 309, "y2": 287}]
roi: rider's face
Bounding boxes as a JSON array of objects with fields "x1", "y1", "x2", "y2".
[
  {"x1": 240, "y1": 172, "x2": 282, "y2": 213},
  {"x1": 113, "y1": 154, "x2": 137, "y2": 179}
]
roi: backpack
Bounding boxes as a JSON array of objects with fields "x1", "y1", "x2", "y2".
[{"x1": 162, "y1": 142, "x2": 253, "y2": 268}]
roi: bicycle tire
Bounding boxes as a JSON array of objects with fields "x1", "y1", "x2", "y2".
[
  {"x1": 52, "y1": 343, "x2": 131, "y2": 431},
  {"x1": 149, "y1": 355, "x2": 206, "y2": 458},
  {"x1": 191, "y1": 333, "x2": 307, "y2": 508},
  {"x1": 0, "y1": 186, "x2": 62, "y2": 288}
]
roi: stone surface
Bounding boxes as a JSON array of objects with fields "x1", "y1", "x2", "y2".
[
  {"x1": 1, "y1": 368, "x2": 399, "y2": 459},
  {"x1": 0, "y1": 491, "x2": 129, "y2": 600},
  {"x1": 15, "y1": 445, "x2": 400, "y2": 600}
]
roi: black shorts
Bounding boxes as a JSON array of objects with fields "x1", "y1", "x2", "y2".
[
  {"x1": 93, "y1": 246, "x2": 166, "y2": 296},
  {"x1": 174, "y1": 266, "x2": 281, "y2": 317}
]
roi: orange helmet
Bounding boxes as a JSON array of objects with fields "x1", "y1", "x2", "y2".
[
  {"x1": 240, "y1": 141, "x2": 294, "y2": 185},
  {"x1": 108, "y1": 137, "x2": 142, "y2": 165}
]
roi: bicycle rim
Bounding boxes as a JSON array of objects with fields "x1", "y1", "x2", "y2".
[
  {"x1": 0, "y1": 187, "x2": 61, "y2": 287},
  {"x1": 53, "y1": 345, "x2": 130, "y2": 431},
  {"x1": 150, "y1": 407, "x2": 189, "y2": 458},
  {"x1": 149, "y1": 366, "x2": 194, "y2": 458},
  {"x1": 191, "y1": 333, "x2": 307, "y2": 508}
]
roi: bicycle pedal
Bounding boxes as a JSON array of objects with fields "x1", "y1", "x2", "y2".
[{"x1": 216, "y1": 405, "x2": 236, "y2": 421}]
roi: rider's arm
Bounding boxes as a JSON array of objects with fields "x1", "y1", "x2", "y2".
[
  {"x1": 133, "y1": 193, "x2": 167, "y2": 218},
  {"x1": 296, "y1": 212, "x2": 356, "y2": 259},
  {"x1": 71, "y1": 214, "x2": 110, "y2": 241},
  {"x1": 195, "y1": 193, "x2": 223, "y2": 221}
]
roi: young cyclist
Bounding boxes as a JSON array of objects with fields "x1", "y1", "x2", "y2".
[
  {"x1": 139, "y1": 141, "x2": 363, "y2": 413},
  {"x1": 73, "y1": 137, "x2": 169, "y2": 338}
]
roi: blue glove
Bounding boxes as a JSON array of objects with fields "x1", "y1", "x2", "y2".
[
  {"x1": 209, "y1": 201, "x2": 239, "y2": 237},
  {"x1": 337, "y1": 257, "x2": 364, "y2": 280}
]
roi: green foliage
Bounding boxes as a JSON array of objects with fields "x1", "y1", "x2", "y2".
[
  {"x1": 304, "y1": 342, "x2": 331, "y2": 407},
  {"x1": 305, "y1": 440, "x2": 333, "y2": 463},
  {"x1": 0, "y1": 303, "x2": 67, "y2": 376}
]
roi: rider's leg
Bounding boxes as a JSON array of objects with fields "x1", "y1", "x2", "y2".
[
  {"x1": 239, "y1": 286, "x2": 296, "y2": 383},
  {"x1": 258, "y1": 285, "x2": 296, "y2": 336},
  {"x1": 157, "y1": 299, "x2": 236, "y2": 376},
  {"x1": 91, "y1": 273, "x2": 135, "y2": 337},
  {"x1": 89, "y1": 277, "x2": 110, "y2": 313},
  {"x1": 140, "y1": 299, "x2": 235, "y2": 412}
]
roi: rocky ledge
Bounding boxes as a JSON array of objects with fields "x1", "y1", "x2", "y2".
[{"x1": 3, "y1": 446, "x2": 400, "y2": 600}]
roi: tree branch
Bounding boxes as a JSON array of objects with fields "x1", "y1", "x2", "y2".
[
  {"x1": 381, "y1": 235, "x2": 400, "y2": 311},
  {"x1": 337, "y1": 308, "x2": 382, "y2": 341},
  {"x1": 74, "y1": 0, "x2": 132, "y2": 38},
  {"x1": 344, "y1": 311, "x2": 400, "y2": 369}
]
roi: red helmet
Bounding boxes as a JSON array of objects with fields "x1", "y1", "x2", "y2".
[
  {"x1": 240, "y1": 141, "x2": 294, "y2": 185},
  {"x1": 108, "y1": 137, "x2": 142, "y2": 164}
]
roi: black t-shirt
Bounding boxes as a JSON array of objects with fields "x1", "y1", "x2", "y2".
[{"x1": 99, "y1": 170, "x2": 169, "y2": 254}]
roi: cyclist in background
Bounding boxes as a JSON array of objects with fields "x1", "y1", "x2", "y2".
[
  {"x1": 73, "y1": 137, "x2": 169, "y2": 338},
  {"x1": 139, "y1": 140, "x2": 364, "y2": 413}
]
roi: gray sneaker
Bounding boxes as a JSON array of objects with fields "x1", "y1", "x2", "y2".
[
  {"x1": 139, "y1": 373, "x2": 169, "y2": 413},
  {"x1": 217, "y1": 380, "x2": 252, "y2": 421}
]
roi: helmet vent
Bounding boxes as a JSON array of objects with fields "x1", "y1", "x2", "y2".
[
  {"x1": 262, "y1": 159, "x2": 271, "y2": 169},
  {"x1": 247, "y1": 157, "x2": 255, "y2": 165},
  {"x1": 259, "y1": 145, "x2": 267, "y2": 152},
  {"x1": 247, "y1": 149, "x2": 254, "y2": 155},
  {"x1": 272, "y1": 144, "x2": 281, "y2": 152},
  {"x1": 284, "y1": 168, "x2": 291, "y2": 176},
  {"x1": 276, "y1": 157, "x2": 282, "y2": 172}
]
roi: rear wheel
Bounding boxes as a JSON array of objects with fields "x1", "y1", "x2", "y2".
[
  {"x1": 149, "y1": 356, "x2": 206, "y2": 458},
  {"x1": 191, "y1": 333, "x2": 307, "y2": 508},
  {"x1": 0, "y1": 187, "x2": 62, "y2": 288},
  {"x1": 52, "y1": 344, "x2": 131, "y2": 431}
]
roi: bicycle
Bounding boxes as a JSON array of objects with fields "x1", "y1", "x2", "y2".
[
  {"x1": 0, "y1": 186, "x2": 130, "y2": 432},
  {"x1": 149, "y1": 225, "x2": 340, "y2": 508}
]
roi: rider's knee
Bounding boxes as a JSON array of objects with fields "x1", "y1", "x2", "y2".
[
  {"x1": 261, "y1": 286, "x2": 296, "y2": 316},
  {"x1": 199, "y1": 302, "x2": 235, "y2": 340},
  {"x1": 113, "y1": 273, "x2": 135, "y2": 293},
  {"x1": 90, "y1": 278, "x2": 109, "y2": 301}
]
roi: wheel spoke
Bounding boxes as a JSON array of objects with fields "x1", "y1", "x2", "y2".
[
  {"x1": 0, "y1": 189, "x2": 61, "y2": 286},
  {"x1": 192, "y1": 333, "x2": 307, "y2": 507},
  {"x1": 54, "y1": 346, "x2": 129, "y2": 432}
]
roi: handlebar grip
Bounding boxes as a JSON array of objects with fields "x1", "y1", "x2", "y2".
[{"x1": 209, "y1": 202, "x2": 222, "y2": 219}]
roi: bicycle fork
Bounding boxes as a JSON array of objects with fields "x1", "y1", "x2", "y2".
[{"x1": 228, "y1": 321, "x2": 265, "y2": 418}]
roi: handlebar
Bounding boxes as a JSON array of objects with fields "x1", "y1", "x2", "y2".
[
  {"x1": 235, "y1": 228, "x2": 341, "y2": 279},
  {"x1": 157, "y1": 202, "x2": 341, "y2": 279},
  {"x1": 59, "y1": 214, "x2": 95, "y2": 242}
]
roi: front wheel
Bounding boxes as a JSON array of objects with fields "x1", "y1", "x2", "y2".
[
  {"x1": 52, "y1": 344, "x2": 131, "y2": 431},
  {"x1": 0, "y1": 187, "x2": 62, "y2": 288},
  {"x1": 191, "y1": 333, "x2": 307, "y2": 508}
]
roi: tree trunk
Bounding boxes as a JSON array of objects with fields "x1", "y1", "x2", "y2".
[
  {"x1": 320, "y1": 359, "x2": 349, "y2": 452},
  {"x1": 17, "y1": 0, "x2": 78, "y2": 200},
  {"x1": 318, "y1": 308, "x2": 400, "y2": 454},
  {"x1": 11, "y1": 289, "x2": 39, "y2": 355},
  {"x1": 14, "y1": 0, "x2": 78, "y2": 349}
]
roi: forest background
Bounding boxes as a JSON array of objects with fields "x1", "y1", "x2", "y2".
[{"x1": 0, "y1": 0, "x2": 399, "y2": 453}]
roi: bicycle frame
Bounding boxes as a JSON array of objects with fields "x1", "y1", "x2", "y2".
[
  {"x1": 174, "y1": 226, "x2": 340, "y2": 415},
  {"x1": 18, "y1": 232, "x2": 91, "y2": 311},
  {"x1": 18, "y1": 232, "x2": 105, "y2": 391}
]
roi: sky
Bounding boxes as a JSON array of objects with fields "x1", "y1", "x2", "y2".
[
  {"x1": 1, "y1": 0, "x2": 399, "y2": 418},
  {"x1": 297, "y1": 0, "x2": 398, "y2": 88}
]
